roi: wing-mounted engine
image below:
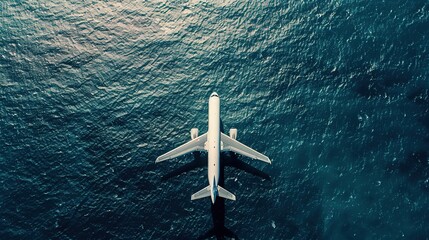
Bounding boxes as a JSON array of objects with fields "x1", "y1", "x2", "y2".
[
  {"x1": 229, "y1": 128, "x2": 237, "y2": 139},
  {"x1": 190, "y1": 128, "x2": 199, "y2": 139}
]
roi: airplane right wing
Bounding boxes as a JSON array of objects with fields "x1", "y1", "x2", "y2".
[
  {"x1": 221, "y1": 132, "x2": 271, "y2": 164},
  {"x1": 156, "y1": 133, "x2": 207, "y2": 163}
]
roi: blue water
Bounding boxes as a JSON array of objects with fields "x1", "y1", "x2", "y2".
[{"x1": 1, "y1": 0, "x2": 429, "y2": 239}]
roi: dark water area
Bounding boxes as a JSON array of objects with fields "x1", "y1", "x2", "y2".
[{"x1": 1, "y1": 0, "x2": 429, "y2": 239}]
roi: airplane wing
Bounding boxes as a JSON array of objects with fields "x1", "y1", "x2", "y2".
[
  {"x1": 221, "y1": 132, "x2": 271, "y2": 164},
  {"x1": 156, "y1": 133, "x2": 207, "y2": 163}
]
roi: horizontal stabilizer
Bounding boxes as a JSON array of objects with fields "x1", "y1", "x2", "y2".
[
  {"x1": 218, "y1": 185, "x2": 236, "y2": 201},
  {"x1": 191, "y1": 186, "x2": 211, "y2": 200}
]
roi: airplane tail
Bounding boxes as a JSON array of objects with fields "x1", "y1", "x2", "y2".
[{"x1": 191, "y1": 185, "x2": 236, "y2": 201}]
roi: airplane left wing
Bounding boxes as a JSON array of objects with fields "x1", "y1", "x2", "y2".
[
  {"x1": 221, "y1": 132, "x2": 271, "y2": 164},
  {"x1": 156, "y1": 133, "x2": 207, "y2": 163}
]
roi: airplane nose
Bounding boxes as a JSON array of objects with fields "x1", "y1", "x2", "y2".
[{"x1": 210, "y1": 92, "x2": 218, "y2": 97}]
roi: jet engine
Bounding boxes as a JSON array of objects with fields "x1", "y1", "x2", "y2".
[
  {"x1": 229, "y1": 128, "x2": 237, "y2": 139},
  {"x1": 190, "y1": 128, "x2": 199, "y2": 139}
]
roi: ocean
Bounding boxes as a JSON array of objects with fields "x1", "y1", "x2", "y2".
[{"x1": 1, "y1": 0, "x2": 428, "y2": 239}]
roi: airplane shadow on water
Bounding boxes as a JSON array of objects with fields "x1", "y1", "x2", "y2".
[
  {"x1": 162, "y1": 121, "x2": 271, "y2": 240},
  {"x1": 162, "y1": 152, "x2": 270, "y2": 240}
]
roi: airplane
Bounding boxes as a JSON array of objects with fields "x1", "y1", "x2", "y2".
[{"x1": 155, "y1": 92, "x2": 271, "y2": 204}]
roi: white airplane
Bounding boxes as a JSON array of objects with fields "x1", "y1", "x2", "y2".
[{"x1": 156, "y1": 92, "x2": 271, "y2": 204}]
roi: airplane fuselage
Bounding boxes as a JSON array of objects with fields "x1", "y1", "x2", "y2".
[{"x1": 207, "y1": 93, "x2": 220, "y2": 203}]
